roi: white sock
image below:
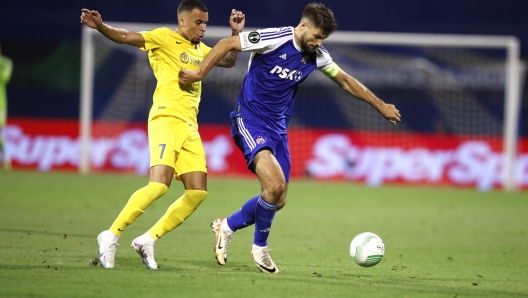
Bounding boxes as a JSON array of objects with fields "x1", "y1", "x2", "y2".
[
  {"x1": 104, "y1": 230, "x2": 119, "y2": 243},
  {"x1": 252, "y1": 244, "x2": 266, "y2": 252},
  {"x1": 221, "y1": 219, "x2": 234, "y2": 235},
  {"x1": 141, "y1": 232, "x2": 156, "y2": 243}
]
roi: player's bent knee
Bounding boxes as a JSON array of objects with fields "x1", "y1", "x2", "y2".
[
  {"x1": 184, "y1": 189, "x2": 208, "y2": 208},
  {"x1": 266, "y1": 182, "x2": 286, "y2": 200},
  {"x1": 148, "y1": 181, "x2": 169, "y2": 198},
  {"x1": 276, "y1": 200, "x2": 286, "y2": 211}
]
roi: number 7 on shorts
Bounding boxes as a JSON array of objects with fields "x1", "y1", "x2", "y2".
[{"x1": 159, "y1": 144, "x2": 166, "y2": 159}]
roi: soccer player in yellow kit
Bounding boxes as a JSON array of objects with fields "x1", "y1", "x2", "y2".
[
  {"x1": 0, "y1": 43, "x2": 13, "y2": 170},
  {"x1": 80, "y1": 0, "x2": 245, "y2": 269}
]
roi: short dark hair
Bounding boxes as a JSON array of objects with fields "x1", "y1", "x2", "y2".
[
  {"x1": 177, "y1": 0, "x2": 208, "y2": 16},
  {"x1": 302, "y1": 2, "x2": 338, "y2": 35}
]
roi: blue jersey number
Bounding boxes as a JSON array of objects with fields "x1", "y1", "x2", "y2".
[{"x1": 159, "y1": 144, "x2": 166, "y2": 159}]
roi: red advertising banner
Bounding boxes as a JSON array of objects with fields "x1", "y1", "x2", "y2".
[{"x1": 3, "y1": 118, "x2": 528, "y2": 190}]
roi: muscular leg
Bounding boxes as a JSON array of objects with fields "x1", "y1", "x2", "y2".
[
  {"x1": 251, "y1": 149, "x2": 286, "y2": 246},
  {"x1": 147, "y1": 171, "x2": 208, "y2": 239},
  {"x1": 253, "y1": 150, "x2": 286, "y2": 204},
  {"x1": 109, "y1": 165, "x2": 172, "y2": 236},
  {"x1": 226, "y1": 150, "x2": 288, "y2": 232},
  {"x1": 150, "y1": 164, "x2": 177, "y2": 186},
  {"x1": 253, "y1": 150, "x2": 288, "y2": 207},
  {"x1": 180, "y1": 171, "x2": 207, "y2": 191}
]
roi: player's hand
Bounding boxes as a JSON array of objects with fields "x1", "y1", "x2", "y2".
[
  {"x1": 179, "y1": 67, "x2": 202, "y2": 85},
  {"x1": 379, "y1": 103, "x2": 401, "y2": 125},
  {"x1": 229, "y1": 9, "x2": 245, "y2": 33},
  {"x1": 80, "y1": 8, "x2": 103, "y2": 29}
]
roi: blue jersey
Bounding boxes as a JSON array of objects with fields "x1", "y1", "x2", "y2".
[{"x1": 231, "y1": 27, "x2": 334, "y2": 134}]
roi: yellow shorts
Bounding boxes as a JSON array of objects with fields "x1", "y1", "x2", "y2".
[{"x1": 148, "y1": 116, "x2": 207, "y2": 180}]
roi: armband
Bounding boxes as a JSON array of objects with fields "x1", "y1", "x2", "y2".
[{"x1": 321, "y1": 62, "x2": 340, "y2": 78}]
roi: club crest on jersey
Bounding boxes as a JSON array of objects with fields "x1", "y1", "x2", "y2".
[
  {"x1": 180, "y1": 52, "x2": 202, "y2": 66},
  {"x1": 256, "y1": 136, "x2": 265, "y2": 144},
  {"x1": 180, "y1": 52, "x2": 189, "y2": 64},
  {"x1": 248, "y1": 31, "x2": 261, "y2": 44}
]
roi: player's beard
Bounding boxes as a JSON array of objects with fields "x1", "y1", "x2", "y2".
[
  {"x1": 300, "y1": 31, "x2": 315, "y2": 53},
  {"x1": 182, "y1": 32, "x2": 200, "y2": 45}
]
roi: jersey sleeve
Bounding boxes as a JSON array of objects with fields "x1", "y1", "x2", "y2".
[
  {"x1": 238, "y1": 27, "x2": 294, "y2": 54},
  {"x1": 138, "y1": 27, "x2": 169, "y2": 51},
  {"x1": 316, "y1": 46, "x2": 340, "y2": 78},
  {"x1": 316, "y1": 46, "x2": 334, "y2": 70}
]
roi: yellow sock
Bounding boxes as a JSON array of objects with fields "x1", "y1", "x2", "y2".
[
  {"x1": 109, "y1": 182, "x2": 168, "y2": 236},
  {"x1": 148, "y1": 190, "x2": 208, "y2": 239}
]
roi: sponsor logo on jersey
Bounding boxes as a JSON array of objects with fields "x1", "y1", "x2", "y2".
[
  {"x1": 180, "y1": 52, "x2": 202, "y2": 66},
  {"x1": 279, "y1": 53, "x2": 287, "y2": 60},
  {"x1": 248, "y1": 31, "x2": 261, "y2": 44},
  {"x1": 270, "y1": 65, "x2": 303, "y2": 81},
  {"x1": 256, "y1": 136, "x2": 265, "y2": 144}
]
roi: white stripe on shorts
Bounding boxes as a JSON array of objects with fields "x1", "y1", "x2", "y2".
[{"x1": 237, "y1": 117, "x2": 256, "y2": 150}]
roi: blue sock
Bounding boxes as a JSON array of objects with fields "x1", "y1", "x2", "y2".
[
  {"x1": 226, "y1": 195, "x2": 259, "y2": 232},
  {"x1": 254, "y1": 196, "x2": 277, "y2": 247}
]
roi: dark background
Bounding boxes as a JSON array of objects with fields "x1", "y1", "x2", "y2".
[{"x1": 0, "y1": 0, "x2": 527, "y2": 125}]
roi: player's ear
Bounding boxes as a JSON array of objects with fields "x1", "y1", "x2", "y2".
[{"x1": 299, "y1": 19, "x2": 309, "y2": 30}]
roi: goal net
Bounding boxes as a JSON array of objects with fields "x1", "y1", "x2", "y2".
[{"x1": 80, "y1": 24, "x2": 524, "y2": 190}]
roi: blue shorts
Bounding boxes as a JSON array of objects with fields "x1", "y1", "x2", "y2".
[{"x1": 231, "y1": 117, "x2": 291, "y2": 182}]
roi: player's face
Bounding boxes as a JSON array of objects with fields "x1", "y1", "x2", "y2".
[
  {"x1": 300, "y1": 26, "x2": 327, "y2": 53},
  {"x1": 181, "y1": 9, "x2": 209, "y2": 44}
]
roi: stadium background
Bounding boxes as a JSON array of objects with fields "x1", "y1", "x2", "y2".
[{"x1": 0, "y1": 0, "x2": 527, "y2": 189}]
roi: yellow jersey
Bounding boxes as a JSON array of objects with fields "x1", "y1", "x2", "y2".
[{"x1": 139, "y1": 28, "x2": 212, "y2": 127}]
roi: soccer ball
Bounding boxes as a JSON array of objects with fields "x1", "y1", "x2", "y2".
[{"x1": 350, "y1": 232, "x2": 385, "y2": 267}]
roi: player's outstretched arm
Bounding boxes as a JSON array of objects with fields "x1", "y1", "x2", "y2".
[
  {"x1": 80, "y1": 8, "x2": 145, "y2": 48},
  {"x1": 180, "y1": 36, "x2": 242, "y2": 84},
  {"x1": 215, "y1": 9, "x2": 245, "y2": 68},
  {"x1": 331, "y1": 68, "x2": 401, "y2": 125}
]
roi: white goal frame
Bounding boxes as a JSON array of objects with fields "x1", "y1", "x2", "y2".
[{"x1": 80, "y1": 23, "x2": 523, "y2": 191}]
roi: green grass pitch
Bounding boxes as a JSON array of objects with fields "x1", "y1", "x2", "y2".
[{"x1": 1, "y1": 170, "x2": 527, "y2": 297}]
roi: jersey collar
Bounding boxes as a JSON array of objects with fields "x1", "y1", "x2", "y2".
[
  {"x1": 292, "y1": 36, "x2": 302, "y2": 51},
  {"x1": 174, "y1": 30, "x2": 196, "y2": 47}
]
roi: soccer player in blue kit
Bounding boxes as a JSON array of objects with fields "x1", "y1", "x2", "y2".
[{"x1": 180, "y1": 2, "x2": 401, "y2": 273}]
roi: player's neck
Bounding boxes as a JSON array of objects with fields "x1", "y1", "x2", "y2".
[
  {"x1": 175, "y1": 28, "x2": 190, "y2": 42},
  {"x1": 293, "y1": 27, "x2": 302, "y2": 50}
]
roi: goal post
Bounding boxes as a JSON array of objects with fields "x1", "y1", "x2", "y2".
[
  {"x1": 324, "y1": 30, "x2": 523, "y2": 191},
  {"x1": 80, "y1": 23, "x2": 523, "y2": 190},
  {"x1": 80, "y1": 25, "x2": 95, "y2": 175}
]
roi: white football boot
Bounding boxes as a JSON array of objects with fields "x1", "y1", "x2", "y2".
[
  {"x1": 251, "y1": 246, "x2": 279, "y2": 274},
  {"x1": 131, "y1": 236, "x2": 158, "y2": 269},
  {"x1": 211, "y1": 218, "x2": 234, "y2": 265},
  {"x1": 96, "y1": 230, "x2": 118, "y2": 268}
]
